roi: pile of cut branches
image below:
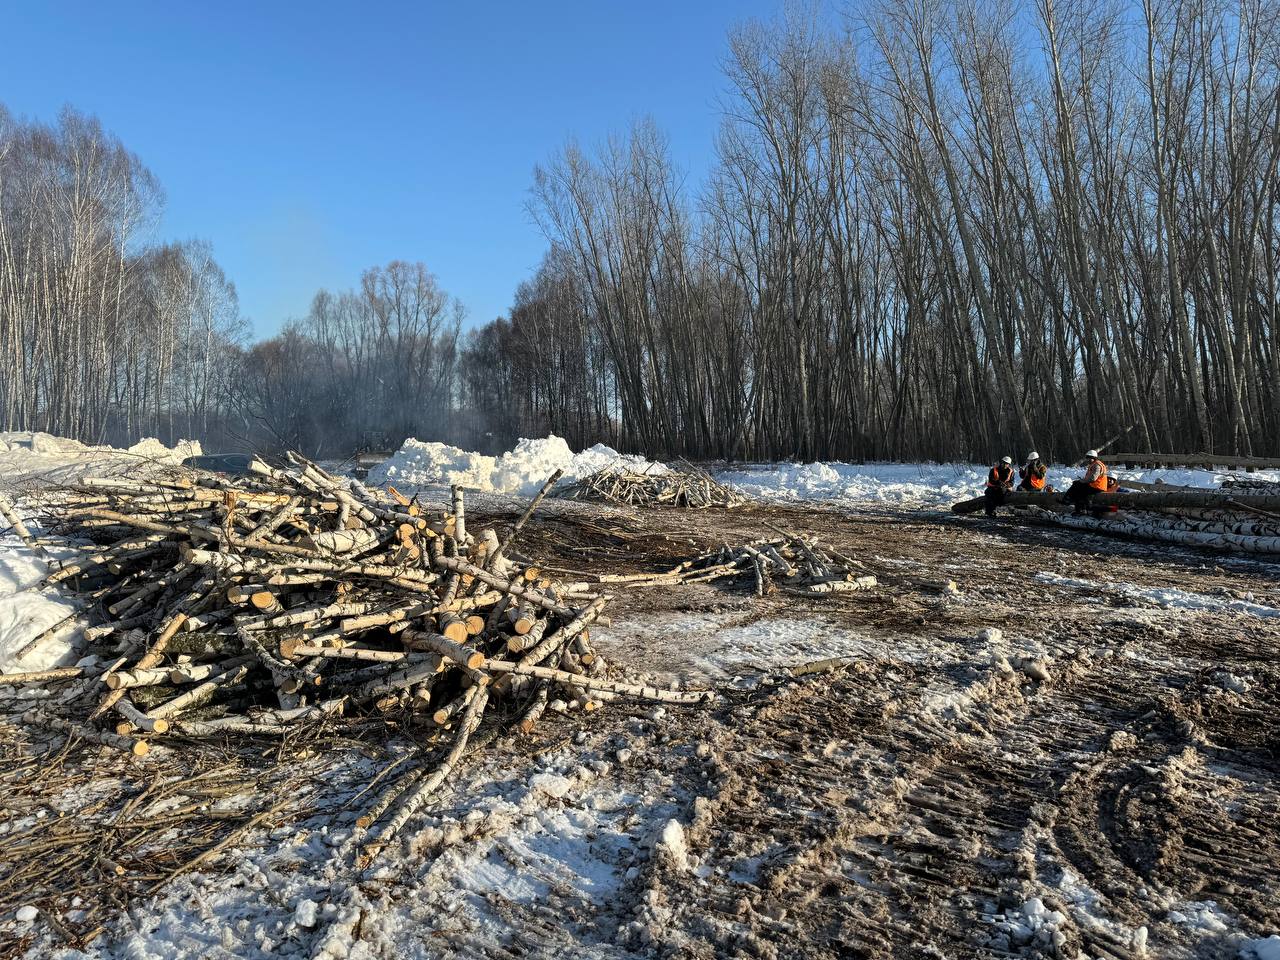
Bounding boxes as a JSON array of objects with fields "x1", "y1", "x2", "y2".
[
  {"x1": 2, "y1": 455, "x2": 714, "y2": 872},
  {"x1": 558, "y1": 463, "x2": 748, "y2": 509},
  {"x1": 595, "y1": 531, "x2": 876, "y2": 598}
]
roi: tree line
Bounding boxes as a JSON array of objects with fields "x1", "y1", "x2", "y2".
[
  {"x1": 6, "y1": 0, "x2": 1278, "y2": 466},
  {"x1": 471, "y1": 0, "x2": 1280, "y2": 462},
  {"x1": 0, "y1": 105, "x2": 244, "y2": 447},
  {"x1": 0, "y1": 104, "x2": 471, "y2": 458}
]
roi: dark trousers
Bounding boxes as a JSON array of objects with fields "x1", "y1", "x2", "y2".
[
  {"x1": 983, "y1": 487, "x2": 1008, "y2": 515},
  {"x1": 1065, "y1": 480, "x2": 1099, "y2": 510}
]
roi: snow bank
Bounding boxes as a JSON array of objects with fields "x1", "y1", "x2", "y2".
[
  {"x1": 718, "y1": 462, "x2": 993, "y2": 507},
  {"x1": 369, "y1": 435, "x2": 664, "y2": 497},
  {"x1": 0, "y1": 431, "x2": 202, "y2": 485}
]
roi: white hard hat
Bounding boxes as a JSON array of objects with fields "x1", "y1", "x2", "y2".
[
  {"x1": 1027, "y1": 451, "x2": 1040, "y2": 461},
  {"x1": 1085, "y1": 449, "x2": 1099, "y2": 458},
  {"x1": 1001, "y1": 456, "x2": 1012, "y2": 464}
]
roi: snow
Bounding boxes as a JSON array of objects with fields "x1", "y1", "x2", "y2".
[
  {"x1": 15, "y1": 905, "x2": 37, "y2": 923},
  {"x1": 657, "y1": 819, "x2": 690, "y2": 872},
  {"x1": 720, "y1": 459, "x2": 1280, "y2": 508},
  {"x1": 0, "y1": 432, "x2": 203, "y2": 674},
  {"x1": 718, "y1": 461, "x2": 990, "y2": 507},
  {"x1": 367, "y1": 435, "x2": 1280, "y2": 510},
  {"x1": 0, "y1": 513, "x2": 81, "y2": 673},
  {"x1": 1036, "y1": 571, "x2": 1280, "y2": 619},
  {"x1": 0, "y1": 431, "x2": 202, "y2": 486},
  {"x1": 368, "y1": 435, "x2": 665, "y2": 497},
  {"x1": 1168, "y1": 900, "x2": 1231, "y2": 933},
  {"x1": 1243, "y1": 936, "x2": 1280, "y2": 960},
  {"x1": 292, "y1": 898, "x2": 319, "y2": 929},
  {"x1": 990, "y1": 897, "x2": 1068, "y2": 951}
]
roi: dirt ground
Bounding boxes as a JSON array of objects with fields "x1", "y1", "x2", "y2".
[
  {"x1": 493, "y1": 501, "x2": 1280, "y2": 959},
  {"x1": 3, "y1": 499, "x2": 1278, "y2": 959}
]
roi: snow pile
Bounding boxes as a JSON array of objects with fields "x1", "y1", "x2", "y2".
[
  {"x1": 369, "y1": 435, "x2": 664, "y2": 497},
  {"x1": 125, "y1": 436, "x2": 204, "y2": 462},
  {"x1": 716, "y1": 461, "x2": 984, "y2": 506},
  {"x1": 0, "y1": 432, "x2": 202, "y2": 485}
]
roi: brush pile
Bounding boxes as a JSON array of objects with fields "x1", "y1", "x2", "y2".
[
  {"x1": 597, "y1": 531, "x2": 876, "y2": 598},
  {"x1": 558, "y1": 464, "x2": 748, "y2": 509},
  {"x1": 2, "y1": 455, "x2": 714, "y2": 863}
]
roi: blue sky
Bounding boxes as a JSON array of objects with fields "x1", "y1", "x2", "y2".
[{"x1": 2, "y1": 0, "x2": 783, "y2": 337}]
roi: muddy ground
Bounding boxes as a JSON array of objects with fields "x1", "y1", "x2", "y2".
[
  {"x1": 3, "y1": 500, "x2": 1278, "y2": 959},
  {"x1": 498, "y1": 501, "x2": 1280, "y2": 959}
]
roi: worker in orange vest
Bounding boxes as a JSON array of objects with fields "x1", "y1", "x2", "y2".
[
  {"x1": 1065, "y1": 449, "x2": 1108, "y2": 513},
  {"x1": 1017, "y1": 452, "x2": 1052, "y2": 493},
  {"x1": 984, "y1": 456, "x2": 1015, "y2": 516}
]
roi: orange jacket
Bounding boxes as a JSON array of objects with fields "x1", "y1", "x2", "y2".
[
  {"x1": 1020, "y1": 462, "x2": 1047, "y2": 490},
  {"x1": 987, "y1": 464, "x2": 1014, "y2": 489},
  {"x1": 1084, "y1": 459, "x2": 1108, "y2": 491}
]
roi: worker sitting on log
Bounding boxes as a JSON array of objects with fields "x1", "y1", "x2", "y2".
[
  {"x1": 984, "y1": 456, "x2": 1015, "y2": 516},
  {"x1": 1017, "y1": 452, "x2": 1052, "y2": 493},
  {"x1": 1064, "y1": 449, "x2": 1109, "y2": 513}
]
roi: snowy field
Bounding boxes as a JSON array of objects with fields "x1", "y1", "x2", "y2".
[
  {"x1": 2, "y1": 433, "x2": 1279, "y2": 958},
  {"x1": 368, "y1": 434, "x2": 1280, "y2": 509}
]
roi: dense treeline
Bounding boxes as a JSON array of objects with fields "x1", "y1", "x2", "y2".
[
  {"x1": 7, "y1": 0, "x2": 1278, "y2": 466},
  {"x1": 0, "y1": 106, "x2": 244, "y2": 447},
  {"x1": 473, "y1": 0, "x2": 1280, "y2": 462},
  {"x1": 0, "y1": 104, "x2": 468, "y2": 458}
]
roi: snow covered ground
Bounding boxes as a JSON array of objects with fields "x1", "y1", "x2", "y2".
[
  {"x1": 0, "y1": 432, "x2": 201, "y2": 487},
  {"x1": 0, "y1": 433, "x2": 202, "y2": 674},
  {"x1": 368, "y1": 433, "x2": 1280, "y2": 509}
]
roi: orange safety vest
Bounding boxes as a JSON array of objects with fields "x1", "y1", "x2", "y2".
[
  {"x1": 1086, "y1": 459, "x2": 1109, "y2": 491},
  {"x1": 1021, "y1": 463, "x2": 1046, "y2": 490},
  {"x1": 987, "y1": 464, "x2": 1013, "y2": 489}
]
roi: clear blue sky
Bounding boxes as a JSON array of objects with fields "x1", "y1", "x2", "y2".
[{"x1": 2, "y1": 0, "x2": 783, "y2": 337}]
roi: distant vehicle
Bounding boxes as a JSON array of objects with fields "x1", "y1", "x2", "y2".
[{"x1": 181, "y1": 453, "x2": 255, "y2": 476}]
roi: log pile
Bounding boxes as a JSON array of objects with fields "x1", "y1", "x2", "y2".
[
  {"x1": 1220, "y1": 476, "x2": 1280, "y2": 495},
  {"x1": 1023, "y1": 506, "x2": 1280, "y2": 554},
  {"x1": 558, "y1": 464, "x2": 748, "y2": 509},
  {"x1": 595, "y1": 531, "x2": 876, "y2": 597},
  {"x1": 3, "y1": 455, "x2": 714, "y2": 862},
  {"x1": 952, "y1": 466, "x2": 1280, "y2": 555}
]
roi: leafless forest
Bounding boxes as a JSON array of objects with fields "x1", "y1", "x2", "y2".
[{"x1": 3, "y1": 0, "x2": 1279, "y2": 462}]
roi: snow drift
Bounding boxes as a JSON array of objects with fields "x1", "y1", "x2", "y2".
[{"x1": 368, "y1": 435, "x2": 664, "y2": 497}]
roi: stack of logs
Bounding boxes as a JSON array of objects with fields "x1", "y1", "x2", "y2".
[
  {"x1": 1025, "y1": 499, "x2": 1280, "y2": 554},
  {"x1": 2, "y1": 455, "x2": 713, "y2": 859},
  {"x1": 597, "y1": 532, "x2": 876, "y2": 597},
  {"x1": 558, "y1": 464, "x2": 748, "y2": 509}
]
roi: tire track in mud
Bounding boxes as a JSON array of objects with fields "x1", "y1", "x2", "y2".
[{"x1": 632, "y1": 627, "x2": 1280, "y2": 959}]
